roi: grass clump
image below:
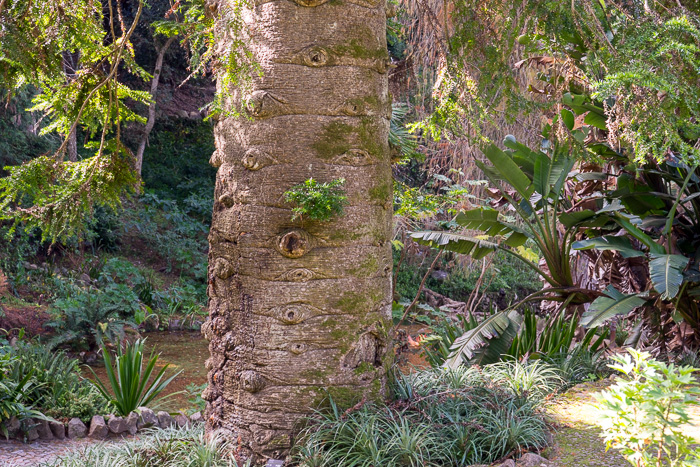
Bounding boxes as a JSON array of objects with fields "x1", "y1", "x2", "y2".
[
  {"x1": 295, "y1": 364, "x2": 555, "y2": 466},
  {"x1": 43, "y1": 425, "x2": 249, "y2": 467}
]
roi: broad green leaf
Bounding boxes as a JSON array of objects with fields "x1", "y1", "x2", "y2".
[
  {"x1": 559, "y1": 210, "x2": 600, "y2": 228},
  {"x1": 454, "y1": 208, "x2": 512, "y2": 236},
  {"x1": 612, "y1": 214, "x2": 665, "y2": 255},
  {"x1": 572, "y1": 236, "x2": 645, "y2": 258},
  {"x1": 445, "y1": 310, "x2": 523, "y2": 368},
  {"x1": 411, "y1": 231, "x2": 498, "y2": 260},
  {"x1": 584, "y1": 111, "x2": 607, "y2": 130},
  {"x1": 581, "y1": 286, "x2": 646, "y2": 328},
  {"x1": 649, "y1": 254, "x2": 690, "y2": 300},
  {"x1": 483, "y1": 143, "x2": 534, "y2": 199},
  {"x1": 561, "y1": 108, "x2": 575, "y2": 131},
  {"x1": 534, "y1": 152, "x2": 552, "y2": 198}
]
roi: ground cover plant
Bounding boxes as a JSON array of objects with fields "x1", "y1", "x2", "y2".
[
  {"x1": 43, "y1": 425, "x2": 247, "y2": 467},
  {"x1": 295, "y1": 363, "x2": 560, "y2": 466}
]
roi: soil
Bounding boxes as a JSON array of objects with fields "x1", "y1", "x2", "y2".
[{"x1": 0, "y1": 297, "x2": 51, "y2": 337}]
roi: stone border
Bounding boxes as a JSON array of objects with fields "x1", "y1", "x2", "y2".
[{"x1": 3, "y1": 408, "x2": 204, "y2": 442}]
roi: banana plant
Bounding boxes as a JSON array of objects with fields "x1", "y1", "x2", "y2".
[
  {"x1": 412, "y1": 124, "x2": 600, "y2": 306},
  {"x1": 571, "y1": 163, "x2": 700, "y2": 330}
]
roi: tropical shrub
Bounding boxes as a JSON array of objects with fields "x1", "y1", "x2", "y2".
[
  {"x1": 296, "y1": 365, "x2": 553, "y2": 466},
  {"x1": 594, "y1": 350, "x2": 700, "y2": 467},
  {"x1": 89, "y1": 338, "x2": 181, "y2": 416},
  {"x1": 47, "y1": 288, "x2": 136, "y2": 351},
  {"x1": 7, "y1": 342, "x2": 108, "y2": 422},
  {"x1": 0, "y1": 352, "x2": 37, "y2": 434}
]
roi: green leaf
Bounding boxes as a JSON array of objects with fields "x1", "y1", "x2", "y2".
[
  {"x1": 572, "y1": 236, "x2": 645, "y2": 258},
  {"x1": 482, "y1": 143, "x2": 534, "y2": 199},
  {"x1": 445, "y1": 310, "x2": 523, "y2": 368},
  {"x1": 649, "y1": 254, "x2": 690, "y2": 300},
  {"x1": 454, "y1": 208, "x2": 512, "y2": 236},
  {"x1": 559, "y1": 210, "x2": 601, "y2": 228},
  {"x1": 584, "y1": 111, "x2": 608, "y2": 130},
  {"x1": 561, "y1": 108, "x2": 575, "y2": 131},
  {"x1": 411, "y1": 231, "x2": 498, "y2": 260},
  {"x1": 581, "y1": 286, "x2": 646, "y2": 328}
]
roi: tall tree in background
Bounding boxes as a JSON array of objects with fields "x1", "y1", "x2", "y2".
[{"x1": 202, "y1": 0, "x2": 394, "y2": 460}]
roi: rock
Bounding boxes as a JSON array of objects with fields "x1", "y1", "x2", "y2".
[
  {"x1": 517, "y1": 453, "x2": 550, "y2": 467},
  {"x1": 497, "y1": 461, "x2": 515, "y2": 467},
  {"x1": 126, "y1": 412, "x2": 139, "y2": 435},
  {"x1": 137, "y1": 407, "x2": 158, "y2": 429},
  {"x1": 25, "y1": 424, "x2": 39, "y2": 442},
  {"x1": 265, "y1": 461, "x2": 285, "y2": 467},
  {"x1": 3, "y1": 417, "x2": 21, "y2": 438},
  {"x1": 88, "y1": 415, "x2": 109, "y2": 439},
  {"x1": 49, "y1": 421, "x2": 66, "y2": 439},
  {"x1": 157, "y1": 411, "x2": 174, "y2": 429},
  {"x1": 67, "y1": 418, "x2": 87, "y2": 439},
  {"x1": 108, "y1": 415, "x2": 128, "y2": 435},
  {"x1": 174, "y1": 413, "x2": 189, "y2": 428},
  {"x1": 189, "y1": 411, "x2": 203, "y2": 425},
  {"x1": 35, "y1": 419, "x2": 53, "y2": 440}
]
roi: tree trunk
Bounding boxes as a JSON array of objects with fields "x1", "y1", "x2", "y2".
[
  {"x1": 136, "y1": 36, "x2": 175, "y2": 177},
  {"x1": 203, "y1": 0, "x2": 393, "y2": 461}
]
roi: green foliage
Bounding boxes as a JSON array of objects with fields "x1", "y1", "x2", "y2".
[
  {"x1": 123, "y1": 193, "x2": 209, "y2": 281},
  {"x1": 412, "y1": 131, "x2": 599, "y2": 308},
  {"x1": 0, "y1": 0, "x2": 151, "y2": 241},
  {"x1": 594, "y1": 350, "x2": 700, "y2": 467},
  {"x1": 89, "y1": 338, "x2": 181, "y2": 416},
  {"x1": 6, "y1": 342, "x2": 108, "y2": 422},
  {"x1": 185, "y1": 383, "x2": 207, "y2": 416},
  {"x1": 444, "y1": 310, "x2": 523, "y2": 368},
  {"x1": 47, "y1": 287, "x2": 139, "y2": 351},
  {"x1": 0, "y1": 352, "x2": 36, "y2": 433},
  {"x1": 45, "y1": 425, "x2": 249, "y2": 467},
  {"x1": 296, "y1": 365, "x2": 552, "y2": 466},
  {"x1": 283, "y1": 178, "x2": 349, "y2": 222},
  {"x1": 508, "y1": 308, "x2": 608, "y2": 361}
]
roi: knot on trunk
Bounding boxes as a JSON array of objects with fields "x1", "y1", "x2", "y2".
[
  {"x1": 213, "y1": 258, "x2": 235, "y2": 279},
  {"x1": 240, "y1": 370, "x2": 266, "y2": 393},
  {"x1": 276, "y1": 230, "x2": 312, "y2": 258},
  {"x1": 242, "y1": 148, "x2": 274, "y2": 171},
  {"x1": 277, "y1": 268, "x2": 319, "y2": 282},
  {"x1": 273, "y1": 304, "x2": 309, "y2": 324},
  {"x1": 332, "y1": 149, "x2": 373, "y2": 166},
  {"x1": 302, "y1": 46, "x2": 329, "y2": 67}
]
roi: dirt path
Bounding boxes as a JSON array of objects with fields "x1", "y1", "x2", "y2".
[{"x1": 546, "y1": 378, "x2": 700, "y2": 467}]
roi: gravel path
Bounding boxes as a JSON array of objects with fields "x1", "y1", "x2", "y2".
[
  {"x1": 0, "y1": 435, "x2": 138, "y2": 467},
  {"x1": 0, "y1": 438, "x2": 99, "y2": 467}
]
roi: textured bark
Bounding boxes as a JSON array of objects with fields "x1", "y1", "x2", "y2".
[{"x1": 204, "y1": 0, "x2": 393, "y2": 461}]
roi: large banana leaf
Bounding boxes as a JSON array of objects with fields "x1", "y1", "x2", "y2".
[
  {"x1": 649, "y1": 254, "x2": 690, "y2": 300},
  {"x1": 572, "y1": 236, "x2": 645, "y2": 258},
  {"x1": 444, "y1": 310, "x2": 523, "y2": 368},
  {"x1": 410, "y1": 231, "x2": 499, "y2": 260},
  {"x1": 454, "y1": 208, "x2": 530, "y2": 247},
  {"x1": 482, "y1": 143, "x2": 534, "y2": 199},
  {"x1": 580, "y1": 286, "x2": 646, "y2": 328}
]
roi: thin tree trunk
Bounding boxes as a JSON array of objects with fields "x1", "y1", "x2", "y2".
[
  {"x1": 204, "y1": 0, "x2": 393, "y2": 461},
  {"x1": 136, "y1": 36, "x2": 175, "y2": 176}
]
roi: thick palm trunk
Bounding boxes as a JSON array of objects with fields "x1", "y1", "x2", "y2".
[{"x1": 203, "y1": 0, "x2": 393, "y2": 461}]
